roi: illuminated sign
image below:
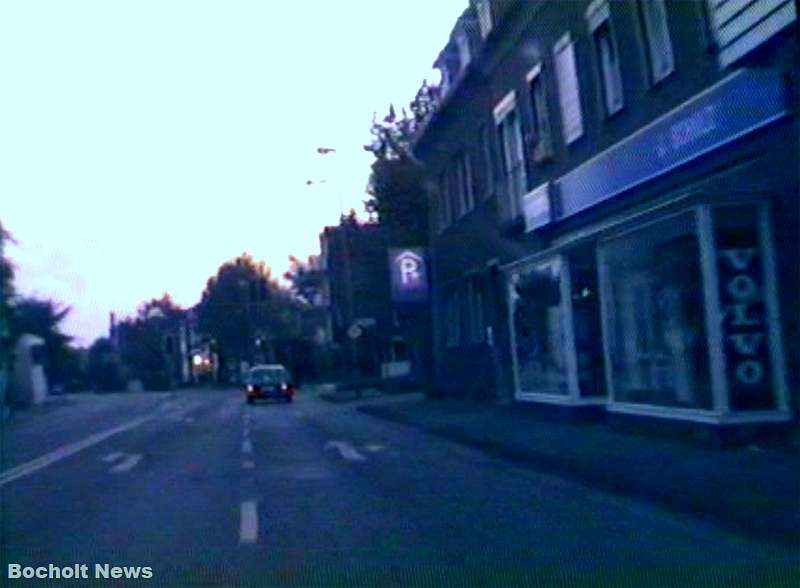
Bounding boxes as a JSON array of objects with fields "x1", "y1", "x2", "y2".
[{"x1": 389, "y1": 248, "x2": 429, "y2": 304}]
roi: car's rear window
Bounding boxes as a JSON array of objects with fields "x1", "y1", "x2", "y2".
[{"x1": 248, "y1": 368, "x2": 289, "y2": 385}]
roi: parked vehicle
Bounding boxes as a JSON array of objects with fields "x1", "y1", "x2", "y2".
[{"x1": 244, "y1": 364, "x2": 295, "y2": 404}]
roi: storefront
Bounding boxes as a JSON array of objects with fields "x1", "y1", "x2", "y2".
[{"x1": 504, "y1": 68, "x2": 793, "y2": 425}]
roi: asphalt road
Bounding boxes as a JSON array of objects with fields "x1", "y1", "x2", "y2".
[{"x1": 1, "y1": 388, "x2": 797, "y2": 587}]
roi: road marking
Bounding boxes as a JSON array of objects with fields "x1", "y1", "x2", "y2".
[
  {"x1": 324, "y1": 440, "x2": 366, "y2": 462},
  {"x1": 364, "y1": 444, "x2": 385, "y2": 453},
  {"x1": 242, "y1": 439, "x2": 253, "y2": 454},
  {"x1": 109, "y1": 454, "x2": 142, "y2": 473},
  {"x1": 239, "y1": 500, "x2": 258, "y2": 544},
  {"x1": 101, "y1": 451, "x2": 125, "y2": 463},
  {"x1": 0, "y1": 415, "x2": 152, "y2": 488},
  {"x1": 242, "y1": 459, "x2": 255, "y2": 470},
  {"x1": 183, "y1": 416, "x2": 195, "y2": 424}
]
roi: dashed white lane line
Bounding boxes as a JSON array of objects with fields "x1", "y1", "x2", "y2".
[
  {"x1": 364, "y1": 444, "x2": 386, "y2": 453},
  {"x1": 242, "y1": 439, "x2": 253, "y2": 455},
  {"x1": 324, "y1": 440, "x2": 366, "y2": 462},
  {"x1": 239, "y1": 500, "x2": 259, "y2": 544},
  {"x1": 242, "y1": 460, "x2": 255, "y2": 470},
  {"x1": 0, "y1": 415, "x2": 153, "y2": 488},
  {"x1": 109, "y1": 454, "x2": 142, "y2": 473},
  {"x1": 101, "y1": 451, "x2": 126, "y2": 463}
]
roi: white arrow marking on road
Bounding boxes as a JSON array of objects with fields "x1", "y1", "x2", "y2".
[
  {"x1": 0, "y1": 415, "x2": 153, "y2": 488},
  {"x1": 109, "y1": 454, "x2": 142, "y2": 473},
  {"x1": 239, "y1": 500, "x2": 259, "y2": 544},
  {"x1": 324, "y1": 441, "x2": 366, "y2": 462},
  {"x1": 101, "y1": 451, "x2": 125, "y2": 463}
]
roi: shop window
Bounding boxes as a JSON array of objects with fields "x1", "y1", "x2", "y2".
[
  {"x1": 713, "y1": 205, "x2": 776, "y2": 411},
  {"x1": 568, "y1": 249, "x2": 605, "y2": 397},
  {"x1": 510, "y1": 259, "x2": 569, "y2": 395},
  {"x1": 600, "y1": 212, "x2": 712, "y2": 409}
]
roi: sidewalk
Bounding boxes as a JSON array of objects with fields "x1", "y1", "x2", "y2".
[{"x1": 358, "y1": 395, "x2": 800, "y2": 547}]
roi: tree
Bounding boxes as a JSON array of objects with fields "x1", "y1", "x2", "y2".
[
  {"x1": 116, "y1": 293, "x2": 185, "y2": 390},
  {"x1": 0, "y1": 221, "x2": 14, "y2": 369},
  {"x1": 363, "y1": 89, "x2": 436, "y2": 245},
  {"x1": 197, "y1": 254, "x2": 299, "y2": 366},
  {"x1": 284, "y1": 255, "x2": 325, "y2": 306}
]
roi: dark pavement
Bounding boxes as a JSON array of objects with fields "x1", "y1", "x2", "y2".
[
  {"x1": 358, "y1": 394, "x2": 800, "y2": 549},
  {"x1": 1, "y1": 388, "x2": 798, "y2": 587}
]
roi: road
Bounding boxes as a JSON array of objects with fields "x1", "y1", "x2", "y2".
[{"x1": 1, "y1": 388, "x2": 797, "y2": 587}]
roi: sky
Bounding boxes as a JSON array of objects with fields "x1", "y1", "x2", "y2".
[{"x1": 0, "y1": 0, "x2": 465, "y2": 346}]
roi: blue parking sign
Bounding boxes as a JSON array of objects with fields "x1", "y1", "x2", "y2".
[{"x1": 389, "y1": 248, "x2": 428, "y2": 304}]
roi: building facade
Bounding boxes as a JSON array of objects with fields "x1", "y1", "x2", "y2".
[{"x1": 414, "y1": 0, "x2": 798, "y2": 430}]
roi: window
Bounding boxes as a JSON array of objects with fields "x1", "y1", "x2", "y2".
[
  {"x1": 510, "y1": 259, "x2": 569, "y2": 395},
  {"x1": 478, "y1": 124, "x2": 495, "y2": 198},
  {"x1": 475, "y1": 0, "x2": 492, "y2": 38},
  {"x1": 438, "y1": 169, "x2": 451, "y2": 232},
  {"x1": 456, "y1": 33, "x2": 471, "y2": 72},
  {"x1": 526, "y1": 63, "x2": 552, "y2": 162},
  {"x1": 599, "y1": 212, "x2": 711, "y2": 409},
  {"x1": 466, "y1": 275, "x2": 485, "y2": 343},
  {"x1": 454, "y1": 151, "x2": 474, "y2": 216},
  {"x1": 444, "y1": 284, "x2": 460, "y2": 347},
  {"x1": 638, "y1": 0, "x2": 674, "y2": 84},
  {"x1": 705, "y1": 0, "x2": 796, "y2": 67},
  {"x1": 588, "y1": 1, "x2": 624, "y2": 116},
  {"x1": 494, "y1": 91, "x2": 526, "y2": 221},
  {"x1": 553, "y1": 33, "x2": 584, "y2": 144}
]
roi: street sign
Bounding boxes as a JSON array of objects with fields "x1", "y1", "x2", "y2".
[
  {"x1": 347, "y1": 324, "x2": 362, "y2": 339},
  {"x1": 389, "y1": 248, "x2": 429, "y2": 303}
]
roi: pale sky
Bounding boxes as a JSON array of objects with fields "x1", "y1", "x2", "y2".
[{"x1": 1, "y1": 1, "x2": 465, "y2": 346}]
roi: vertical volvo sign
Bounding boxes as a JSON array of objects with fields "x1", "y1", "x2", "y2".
[{"x1": 389, "y1": 248, "x2": 429, "y2": 304}]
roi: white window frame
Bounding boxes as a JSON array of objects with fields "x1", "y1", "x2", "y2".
[
  {"x1": 494, "y1": 91, "x2": 527, "y2": 221},
  {"x1": 525, "y1": 62, "x2": 553, "y2": 162},
  {"x1": 506, "y1": 253, "x2": 599, "y2": 405},
  {"x1": 597, "y1": 203, "x2": 791, "y2": 424},
  {"x1": 638, "y1": 0, "x2": 674, "y2": 84},
  {"x1": 553, "y1": 32, "x2": 584, "y2": 145},
  {"x1": 455, "y1": 151, "x2": 474, "y2": 216},
  {"x1": 587, "y1": 0, "x2": 624, "y2": 117}
]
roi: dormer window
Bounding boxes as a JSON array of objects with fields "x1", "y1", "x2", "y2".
[
  {"x1": 475, "y1": 0, "x2": 493, "y2": 38},
  {"x1": 456, "y1": 33, "x2": 471, "y2": 72}
]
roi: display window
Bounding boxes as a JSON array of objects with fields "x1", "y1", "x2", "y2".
[{"x1": 508, "y1": 246, "x2": 605, "y2": 402}]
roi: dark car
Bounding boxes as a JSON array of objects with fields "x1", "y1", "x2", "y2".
[{"x1": 244, "y1": 364, "x2": 296, "y2": 404}]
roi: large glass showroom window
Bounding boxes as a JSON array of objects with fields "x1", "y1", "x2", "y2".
[
  {"x1": 510, "y1": 258, "x2": 570, "y2": 396},
  {"x1": 598, "y1": 211, "x2": 712, "y2": 410},
  {"x1": 508, "y1": 246, "x2": 605, "y2": 402}
]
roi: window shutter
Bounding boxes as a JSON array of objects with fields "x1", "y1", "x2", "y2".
[{"x1": 554, "y1": 34, "x2": 584, "y2": 144}]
